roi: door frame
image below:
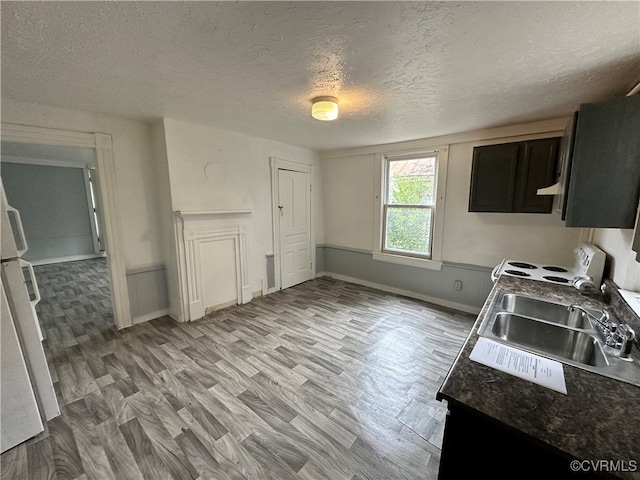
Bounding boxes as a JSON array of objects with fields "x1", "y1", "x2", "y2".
[
  {"x1": 1, "y1": 123, "x2": 132, "y2": 329},
  {"x1": 270, "y1": 157, "x2": 315, "y2": 291}
]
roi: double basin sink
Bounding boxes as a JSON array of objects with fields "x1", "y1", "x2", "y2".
[{"x1": 478, "y1": 291, "x2": 640, "y2": 387}]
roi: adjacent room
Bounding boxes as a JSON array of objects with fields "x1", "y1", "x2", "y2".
[{"x1": 1, "y1": 2, "x2": 639, "y2": 479}]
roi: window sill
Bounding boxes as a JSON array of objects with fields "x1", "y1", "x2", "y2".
[{"x1": 372, "y1": 252, "x2": 443, "y2": 271}]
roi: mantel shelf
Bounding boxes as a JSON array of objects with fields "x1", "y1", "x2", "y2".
[{"x1": 175, "y1": 209, "x2": 253, "y2": 217}]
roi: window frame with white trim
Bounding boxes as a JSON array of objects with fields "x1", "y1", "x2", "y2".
[{"x1": 373, "y1": 146, "x2": 449, "y2": 271}]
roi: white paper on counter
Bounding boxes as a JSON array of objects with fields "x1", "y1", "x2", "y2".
[
  {"x1": 470, "y1": 337, "x2": 567, "y2": 394},
  {"x1": 619, "y1": 289, "x2": 640, "y2": 318}
]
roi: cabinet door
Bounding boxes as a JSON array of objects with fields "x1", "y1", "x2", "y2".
[
  {"x1": 566, "y1": 95, "x2": 640, "y2": 228},
  {"x1": 438, "y1": 404, "x2": 602, "y2": 479},
  {"x1": 514, "y1": 138, "x2": 559, "y2": 213},
  {"x1": 469, "y1": 143, "x2": 520, "y2": 212}
]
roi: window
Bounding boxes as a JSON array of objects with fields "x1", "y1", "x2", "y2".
[
  {"x1": 383, "y1": 155, "x2": 436, "y2": 257},
  {"x1": 373, "y1": 147, "x2": 448, "y2": 270}
]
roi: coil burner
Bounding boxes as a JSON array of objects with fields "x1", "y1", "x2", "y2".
[
  {"x1": 542, "y1": 276, "x2": 570, "y2": 284},
  {"x1": 507, "y1": 262, "x2": 537, "y2": 270},
  {"x1": 543, "y1": 266, "x2": 568, "y2": 273},
  {"x1": 504, "y1": 270, "x2": 531, "y2": 277},
  {"x1": 491, "y1": 244, "x2": 606, "y2": 287}
]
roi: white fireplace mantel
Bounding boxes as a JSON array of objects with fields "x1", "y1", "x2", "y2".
[{"x1": 174, "y1": 210, "x2": 253, "y2": 321}]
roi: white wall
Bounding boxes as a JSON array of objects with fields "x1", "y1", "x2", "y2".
[
  {"x1": 151, "y1": 120, "x2": 182, "y2": 320},
  {"x1": 322, "y1": 118, "x2": 585, "y2": 269},
  {"x1": 1, "y1": 99, "x2": 164, "y2": 271},
  {"x1": 322, "y1": 153, "x2": 375, "y2": 250},
  {"x1": 594, "y1": 228, "x2": 640, "y2": 291},
  {"x1": 443, "y1": 136, "x2": 582, "y2": 267},
  {"x1": 162, "y1": 118, "x2": 323, "y2": 296}
]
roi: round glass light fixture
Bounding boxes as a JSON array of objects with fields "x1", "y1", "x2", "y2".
[{"x1": 311, "y1": 96, "x2": 339, "y2": 121}]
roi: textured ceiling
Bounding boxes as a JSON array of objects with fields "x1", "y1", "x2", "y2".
[{"x1": 2, "y1": 1, "x2": 639, "y2": 151}]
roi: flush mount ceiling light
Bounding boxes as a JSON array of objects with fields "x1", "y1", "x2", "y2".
[{"x1": 311, "y1": 96, "x2": 339, "y2": 121}]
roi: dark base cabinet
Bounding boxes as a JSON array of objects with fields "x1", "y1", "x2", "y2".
[{"x1": 438, "y1": 403, "x2": 607, "y2": 479}]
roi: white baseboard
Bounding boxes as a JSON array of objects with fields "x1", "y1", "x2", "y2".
[
  {"x1": 30, "y1": 253, "x2": 106, "y2": 266},
  {"x1": 132, "y1": 309, "x2": 170, "y2": 325},
  {"x1": 168, "y1": 308, "x2": 183, "y2": 323},
  {"x1": 205, "y1": 299, "x2": 237, "y2": 314},
  {"x1": 317, "y1": 272, "x2": 480, "y2": 315}
]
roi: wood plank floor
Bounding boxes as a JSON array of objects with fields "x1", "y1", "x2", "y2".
[{"x1": 1, "y1": 258, "x2": 474, "y2": 480}]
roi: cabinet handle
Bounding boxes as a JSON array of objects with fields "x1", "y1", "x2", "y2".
[
  {"x1": 19, "y1": 259, "x2": 41, "y2": 307},
  {"x1": 6, "y1": 206, "x2": 28, "y2": 256}
]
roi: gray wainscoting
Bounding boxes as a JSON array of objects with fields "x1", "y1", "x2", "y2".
[
  {"x1": 315, "y1": 245, "x2": 326, "y2": 275},
  {"x1": 266, "y1": 254, "x2": 276, "y2": 289},
  {"x1": 316, "y1": 244, "x2": 494, "y2": 313},
  {"x1": 126, "y1": 265, "x2": 169, "y2": 324},
  {"x1": 2, "y1": 162, "x2": 95, "y2": 262}
]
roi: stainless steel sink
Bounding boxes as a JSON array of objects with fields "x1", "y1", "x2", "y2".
[
  {"x1": 478, "y1": 290, "x2": 640, "y2": 387},
  {"x1": 501, "y1": 294, "x2": 591, "y2": 328},
  {"x1": 491, "y1": 313, "x2": 608, "y2": 367}
]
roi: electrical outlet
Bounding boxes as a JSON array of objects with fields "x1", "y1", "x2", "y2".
[{"x1": 454, "y1": 280, "x2": 463, "y2": 291}]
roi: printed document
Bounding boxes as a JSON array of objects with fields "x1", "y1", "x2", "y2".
[{"x1": 470, "y1": 337, "x2": 567, "y2": 394}]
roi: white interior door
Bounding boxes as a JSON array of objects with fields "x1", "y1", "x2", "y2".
[{"x1": 278, "y1": 169, "x2": 311, "y2": 289}]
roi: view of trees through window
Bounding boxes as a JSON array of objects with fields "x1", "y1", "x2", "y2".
[{"x1": 384, "y1": 156, "x2": 436, "y2": 256}]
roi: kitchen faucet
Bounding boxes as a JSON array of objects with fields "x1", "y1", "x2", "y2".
[
  {"x1": 567, "y1": 305, "x2": 636, "y2": 359},
  {"x1": 568, "y1": 304, "x2": 613, "y2": 330}
]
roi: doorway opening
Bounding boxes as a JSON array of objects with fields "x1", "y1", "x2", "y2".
[
  {"x1": 1, "y1": 124, "x2": 132, "y2": 330},
  {"x1": 1, "y1": 142, "x2": 116, "y2": 333}
]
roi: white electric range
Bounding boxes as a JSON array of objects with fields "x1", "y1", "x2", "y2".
[{"x1": 491, "y1": 243, "x2": 606, "y2": 291}]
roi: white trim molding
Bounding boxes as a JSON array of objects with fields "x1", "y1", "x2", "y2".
[
  {"x1": 0, "y1": 155, "x2": 97, "y2": 169},
  {"x1": 1, "y1": 124, "x2": 97, "y2": 149},
  {"x1": 371, "y1": 251, "x2": 443, "y2": 271},
  {"x1": 133, "y1": 309, "x2": 170, "y2": 325},
  {"x1": 30, "y1": 253, "x2": 105, "y2": 267},
  {"x1": 1, "y1": 123, "x2": 132, "y2": 329},
  {"x1": 175, "y1": 210, "x2": 253, "y2": 321}
]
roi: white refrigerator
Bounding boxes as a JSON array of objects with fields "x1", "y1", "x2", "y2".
[{"x1": 1, "y1": 181, "x2": 60, "y2": 453}]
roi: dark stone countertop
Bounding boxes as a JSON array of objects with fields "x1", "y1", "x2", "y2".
[{"x1": 437, "y1": 276, "x2": 640, "y2": 479}]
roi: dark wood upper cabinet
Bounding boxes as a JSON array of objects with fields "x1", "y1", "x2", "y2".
[
  {"x1": 564, "y1": 94, "x2": 640, "y2": 228},
  {"x1": 469, "y1": 143, "x2": 519, "y2": 212},
  {"x1": 469, "y1": 138, "x2": 559, "y2": 213},
  {"x1": 515, "y1": 139, "x2": 559, "y2": 213}
]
